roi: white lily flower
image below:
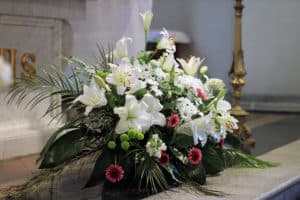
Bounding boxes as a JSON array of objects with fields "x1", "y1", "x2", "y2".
[
  {"x1": 216, "y1": 99, "x2": 232, "y2": 115},
  {"x1": 142, "y1": 93, "x2": 166, "y2": 127},
  {"x1": 140, "y1": 11, "x2": 153, "y2": 32},
  {"x1": 74, "y1": 79, "x2": 107, "y2": 116},
  {"x1": 114, "y1": 95, "x2": 152, "y2": 134},
  {"x1": 106, "y1": 61, "x2": 145, "y2": 95},
  {"x1": 0, "y1": 57, "x2": 13, "y2": 88},
  {"x1": 217, "y1": 113, "x2": 239, "y2": 133},
  {"x1": 157, "y1": 28, "x2": 176, "y2": 53},
  {"x1": 113, "y1": 37, "x2": 132, "y2": 59},
  {"x1": 177, "y1": 56, "x2": 205, "y2": 76}
]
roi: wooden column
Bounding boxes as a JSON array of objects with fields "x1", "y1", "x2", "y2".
[{"x1": 229, "y1": 0, "x2": 255, "y2": 153}]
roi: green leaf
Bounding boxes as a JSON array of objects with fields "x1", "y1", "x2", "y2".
[
  {"x1": 223, "y1": 149, "x2": 279, "y2": 168},
  {"x1": 39, "y1": 128, "x2": 87, "y2": 168},
  {"x1": 186, "y1": 164, "x2": 206, "y2": 185},
  {"x1": 84, "y1": 148, "x2": 114, "y2": 188},
  {"x1": 225, "y1": 133, "x2": 242, "y2": 149},
  {"x1": 106, "y1": 87, "x2": 124, "y2": 109},
  {"x1": 134, "y1": 88, "x2": 148, "y2": 100},
  {"x1": 202, "y1": 145, "x2": 224, "y2": 174},
  {"x1": 173, "y1": 134, "x2": 194, "y2": 149},
  {"x1": 137, "y1": 51, "x2": 154, "y2": 64}
]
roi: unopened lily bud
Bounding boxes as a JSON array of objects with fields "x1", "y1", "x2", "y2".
[
  {"x1": 200, "y1": 66, "x2": 208, "y2": 74},
  {"x1": 93, "y1": 75, "x2": 111, "y2": 91}
]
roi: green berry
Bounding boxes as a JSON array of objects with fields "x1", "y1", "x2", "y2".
[
  {"x1": 107, "y1": 141, "x2": 116, "y2": 150},
  {"x1": 121, "y1": 141, "x2": 130, "y2": 151},
  {"x1": 120, "y1": 134, "x2": 129, "y2": 142},
  {"x1": 136, "y1": 133, "x2": 144, "y2": 141}
]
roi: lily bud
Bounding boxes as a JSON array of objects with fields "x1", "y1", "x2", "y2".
[
  {"x1": 93, "y1": 75, "x2": 111, "y2": 91},
  {"x1": 200, "y1": 66, "x2": 208, "y2": 74},
  {"x1": 140, "y1": 11, "x2": 153, "y2": 32}
]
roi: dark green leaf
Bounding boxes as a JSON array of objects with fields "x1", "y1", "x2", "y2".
[
  {"x1": 84, "y1": 148, "x2": 114, "y2": 188},
  {"x1": 39, "y1": 128, "x2": 87, "y2": 169},
  {"x1": 225, "y1": 133, "x2": 242, "y2": 149},
  {"x1": 134, "y1": 88, "x2": 148, "y2": 100},
  {"x1": 173, "y1": 134, "x2": 194, "y2": 149},
  {"x1": 186, "y1": 164, "x2": 206, "y2": 185},
  {"x1": 202, "y1": 145, "x2": 224, "y2": 174}
]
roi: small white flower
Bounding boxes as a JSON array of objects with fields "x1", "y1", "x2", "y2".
[
  {"x1": 177, "y1": 56, "x2": 205, "y2": 76},
  {"x1": 74, "y1": 79, "x2": 107, "y2": 116},
  {"x1": 0, "y1": 57, "x2": 13, "y2": 88},
  {"x1": 142, "y1": 93, "x2": 166, "y2": 127},
  {"x1": 113, "y1": 37, "x2": 132, "y2": 59},
  {"x1": 140, "y1": 11, "x2": 153, "y2": 32},
  {"x1": 176, "y1": 97, "x2": 198, "y2": 121},
  {"x1": 157, "y1": 28, "x2": 176, "y2": 53},
  {"x1": 174, "y1": 74, "x2": 206, "y2": 95},
  {"x1": 150, "y1": 85, "x2": 163, "y2": 97},
  {"x1": 206, "y1": 78, "x2": 225, "y2": 91},
  {"x1": 146, "y1": 134, "x2": 167, "y2": 158},
  {"x1": 106, "y1": 61, "x2": 146, "y2": 95}
]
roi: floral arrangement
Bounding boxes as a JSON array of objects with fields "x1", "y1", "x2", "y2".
[{"x1": 6, "y1": 11, "x2": 275, "y2": 198}]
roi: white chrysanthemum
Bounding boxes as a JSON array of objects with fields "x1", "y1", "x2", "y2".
[
  {"x1": 0, "y1": 57, "x2": 13, "y2": 88},
  {"x1": 207, "y1": 78, "x2": 225, "y2": 91},
  {"x1": 114, "y1": 95, "x2": 152, "y2": 134},
  {"x1": 146, "y1": 134, "x2": 167, "y2": 158},
  {"x1": 74, "y1": 79, "x2": 107, "y2": 116},
  {"x1": 176, "y1": 97, "x2": 198, "y2": 121},
  {"x1": 174, "y1": 74, "x2": 204, "y2": 91}
]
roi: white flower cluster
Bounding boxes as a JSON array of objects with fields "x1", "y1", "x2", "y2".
[
  {"x1": 73, "y1": 11, "x2": 238, "y2": 150},
  {"x1": 146, "y1": 134, "x2": 167, "y2": 158}
]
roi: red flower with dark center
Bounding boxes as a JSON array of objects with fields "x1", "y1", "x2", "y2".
[
  {"x1": 168, "y1": 114, "x2": 180, "y2": 128},
  {"x1": 188, "y1": 147, "x2": 202, "y2": 165},
  {"x1": 156, "y1": 151, "x2": 170, "y2": 166},
  {"x1": 105, "y1": 164, "x2": 124, "y2": 183},
  {"x1": 219, "y1": 138, "x2": 225, "y2": 149},
  {"x1": 196, "y1": 88, "x2": 207, "y2": 100}
]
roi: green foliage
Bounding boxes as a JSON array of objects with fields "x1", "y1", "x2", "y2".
[
  {"x1": 106, "y1": 87, "x2": 125, "y2": 109},
  {"x1": 7, "y1": 65, "x2": 83, "y2": 122},
  {"x1": 96, "y1": 69, "x2": 110, "y2": 79},
  {"x1": 39, "y1": 128, "x2": 88, "y2": 168},
  {"x1": 225, "y1": 133, "x2": 242, "y2": 149},
  {"x1": 84, "y1": 149, "x2": 114, "y2": 188},
  {"x1": 186, "y1": 164, "x2": 206, "y2": 185},
  {"x1": 202, "y1": 145, "x2": 225, "y2": 174},
  {"x1": 172, "y1": 134, "x2": 194, "y2": 149},
  {"x1": 134, "y1": 152, "x2": 168, "y2": 193},
  {"x1": 223, "y1": 149, "x2": 279, "y2": 168},
  {"x1": 134, "y1": 88, "x2": 148, "y2": 100},
  {"x1": 137, "y1": 51, "x2": 154, "y2": 64}
]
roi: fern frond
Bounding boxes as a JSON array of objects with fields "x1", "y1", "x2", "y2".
[
  {"x1": 7, "y1": 65, "x2": 83, "y2": 121},
  {"x1": 182, "y1": 181, "x2": 228, "y2": 197}
]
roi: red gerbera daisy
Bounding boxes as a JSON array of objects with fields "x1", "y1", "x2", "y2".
[
  {"x1": 168, "y1": 114, "x2": 180, "y2": 128},
  {"x1": 156, "y1": 151, "x2": 170, "y2": 166},
  {"x1": 196, "y1": 88, "x2": 207, "y2": 100},
  {"x1": 105, "y1": 164, "x2": 124, "y2": 183},
  {"x1": 188, "y1": 147, "x2": 203, "y2": 165},
  {"x1": 219, "y1": 138, "x2": 225, "y2": 149}
]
